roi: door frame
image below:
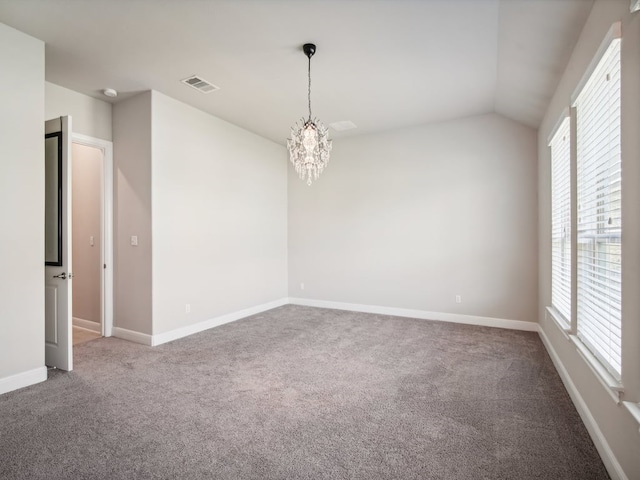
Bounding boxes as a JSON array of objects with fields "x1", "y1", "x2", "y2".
[{"x1": 72, "y1": 133, "x2": 114, "y2": 337}]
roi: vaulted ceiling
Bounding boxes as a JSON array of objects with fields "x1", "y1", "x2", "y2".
[{"x1": 0, "y1": 0, "x2": 594, "y2": 144}]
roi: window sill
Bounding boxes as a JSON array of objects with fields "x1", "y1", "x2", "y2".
[
  {"x1": 545, "y1": 306, "x2": 571, "y2": 340},
  {"x1": 623, "y1": 402, "x2": 640, "y2": 433},
  {"x1": 545, "y1": 306, "x2": 624, "y2": 404},
  {"x1": 570, "y1": 335, "x2": 624, "y2": 404}
]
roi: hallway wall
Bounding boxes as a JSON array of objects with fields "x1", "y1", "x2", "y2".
[
  {"x1": 46, "y1": 82, "x2": 112, "y2": 141},
  {"x1": 72, "y1": 143, "x2": 103, "y2": 329}
]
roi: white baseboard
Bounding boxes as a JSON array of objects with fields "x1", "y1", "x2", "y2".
[
  {"x1": 122, "y1": 297, "x2": 535, "y2": 349},
  {"x1": 112, "y1": 327, "x2": 153, "y2": 346},
  {"x1": 538, "y1": 327, "x2": 627, "y2": 480},
  {"x1": 288, "y1": 297, "x2": 539, "y2": 332},
  {"x1": 152, "y1": 298, "x2": 289, "y2": 346},
  {"x1": 73, "y1": 317, "x2": 101, "y2": 333},
  {"x1": 0, "y1": 367, "x2": 48, "y2": 396}
]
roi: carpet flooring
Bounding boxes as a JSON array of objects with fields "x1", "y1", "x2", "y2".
[{"x1": 0, "y1": 305, "x2": 609, "y2": 479}]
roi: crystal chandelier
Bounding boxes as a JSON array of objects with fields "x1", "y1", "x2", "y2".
[{"x1": 287, "y1": 43, "x2": 332, "y2": 186}]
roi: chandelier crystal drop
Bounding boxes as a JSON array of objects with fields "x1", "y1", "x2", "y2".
[{"x1": 287, "y1": 43, "x2": 332, "y2": 186}]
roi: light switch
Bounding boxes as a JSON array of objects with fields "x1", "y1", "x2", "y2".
[
  {"x1": 131, "y1": 235, "x2": 138, "y2": 246},
  {"x1": 90, "y1": 235, "x2": 94, "y2": 246}
]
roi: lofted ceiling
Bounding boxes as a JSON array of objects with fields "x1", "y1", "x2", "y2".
[{"x1": 0, "y1": 0, "x2": 594, "y2": 144}]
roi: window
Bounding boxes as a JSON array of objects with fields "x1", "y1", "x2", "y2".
[
  {"x1": 574, "y1": 35, "x2": 622, "y2": 380},
  {"x1": 549, "y1": 117, "x2": 571, "y2": 325}
]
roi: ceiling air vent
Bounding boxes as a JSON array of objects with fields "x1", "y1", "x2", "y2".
[
  {"x1": 181, "y1": 75, "x2": 220, "y2": 93},
  {"x1": 330, "y1": 120, "x2": 357, "y2": 131}
]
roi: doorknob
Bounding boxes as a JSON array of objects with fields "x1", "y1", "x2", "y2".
[{"x1": 52, "y1": 272, "x2": 67, "y2": 280}]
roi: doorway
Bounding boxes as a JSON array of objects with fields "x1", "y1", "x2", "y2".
[
  {"x1": 44, "y1": 119, "x2": 113, "y2": 370},
  {"x1": 71, "y1": 134, "x2": 113, "y2": 346}
]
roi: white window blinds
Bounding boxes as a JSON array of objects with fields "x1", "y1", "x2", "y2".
[
  {"x1": 550, "y1": 118, "x2": 571, "y2": 324},
  {"x1": 574, "y1": 38, "x2": 622, "y2": 379}
]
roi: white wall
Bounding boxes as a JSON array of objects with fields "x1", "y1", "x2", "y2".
[
  {"x1": 72, "y1": 144, "x2": 102, "y2": 326},
  {"x1": 45, "y1": 82, "x2": 112, "y2": 141},
  {"x1": 151, "y1": 91, "x2": 288, "y2": 335},
  {"x1": 538, "y1": 1, "x2": 640, "y2": 479},
  {"x1": 289, "y1": 113, "x2": 538, "y2": 323},
  {"x1": 0, "y1": 23, "x2": 46, "y2": 391},
  {"x1": 113, "y1": 92, "x2": 153, "y2": 335}
]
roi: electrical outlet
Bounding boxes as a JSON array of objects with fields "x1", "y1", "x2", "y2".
[
  {"x1": 455, "y1": 295, "x2": 462, "y2": 304},
  {"x1": 185, "y1": 304, "x2": 191, "y2": 314},
  {"x1": 300, "y1": 282, "x2": 305, "y2": 290},
  {"x1": 130, "y1": 235, "x2": 138, "y2": 246}
]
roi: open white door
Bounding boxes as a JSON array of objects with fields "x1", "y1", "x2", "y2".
[{"x1": 45, "y1": 116, "x2": 73, "y2": 371}]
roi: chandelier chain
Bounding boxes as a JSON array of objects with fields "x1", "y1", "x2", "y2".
[{"x1": 307, "y1": 54, "x2": 312, "y2": 121}]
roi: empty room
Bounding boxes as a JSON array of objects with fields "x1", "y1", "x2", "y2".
[{"x1": 0, "y1": 0, "x2": 639, "y2": 478}]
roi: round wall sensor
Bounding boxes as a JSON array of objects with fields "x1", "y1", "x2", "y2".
[{"x1": 103, "y1": 88, "x2": 118, "y2": 98}]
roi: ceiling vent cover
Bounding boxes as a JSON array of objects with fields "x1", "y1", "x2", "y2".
[
  {"x1": 330, "y1": 120, "x2": 357, "y2": 131},
  {"x1": 181, "y1": 75, "x2": 220, "y2": 93}
]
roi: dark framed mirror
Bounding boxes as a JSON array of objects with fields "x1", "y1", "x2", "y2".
[{"x1": 45, "y1": 131, "x2": 62, "y2": 266}]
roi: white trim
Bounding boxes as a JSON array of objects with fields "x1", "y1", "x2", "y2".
[
  {"x1": 571, "y1": 22, "x2": 622, "y2": 106},
  {"x1": 72, "y1": 317, "x2": 101, "y2": 333},
  {"x1": 0, "y1": 367, "x2": 48, "y2": 396},
  {"x1": 102, "y1": 140, "x2": 113, "y2": 338},
  {"x1": 538, "y1": 327, "x2": 628, "y2": 480},
  {"x1": 71, "y1": 133, "x2": 114, "y2": 338},
  {"x1": 547, "y1": 301, "x2": 624, "y2": 403},
  {"x1": 622, "y1": 402, "x2": 640, "y2": 432},
  {"x1": 288, "y1": 298, "x2": 538, "y2": 332},
  {"x1": 545, "y1": 306, "x2": 571, "y2": 339},
  {"x1": 112, "y1": 327, "x2": 153, "y2": 346},
  {"x1": 546, "y1": 107, "x2": 571, "y2": 145},
  {"x1": 152, "y1": 298, "x2": 289, "y2": 346},
  {"x1": 117, "y1": 298, "x2": 539, "y2": 349},
  {"x1": 571, "y1": 335, "x2": 624, "y2": 404}
]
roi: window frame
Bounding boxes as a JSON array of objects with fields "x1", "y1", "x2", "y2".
[
  {"x1": 572, "y1": 25, "x2": 622, "y2": 383},
  {"x1": 546, "y1": 22, "x2": 624, "y2": 403},
  {"x1": 548, "y1": 114, "x2": 572, "y2": 330}
]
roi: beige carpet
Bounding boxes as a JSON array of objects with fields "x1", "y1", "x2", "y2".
[{"x1": 1, "y1": 305, "x2": 609, "y2": 479}]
